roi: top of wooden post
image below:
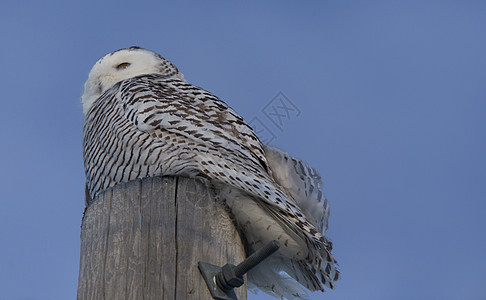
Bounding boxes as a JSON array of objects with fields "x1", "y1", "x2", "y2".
[{"x1": 77, "y1": 176, "x2": 247, "y2": 300}]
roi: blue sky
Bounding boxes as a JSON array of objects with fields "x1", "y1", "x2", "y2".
[{"x1": 1, "y1": 1, "x2": 485, "y2": 299}]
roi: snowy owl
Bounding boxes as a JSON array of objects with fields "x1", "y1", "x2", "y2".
[{"x1": 81, "y1": 47, "x2": 339, "y2": 299}]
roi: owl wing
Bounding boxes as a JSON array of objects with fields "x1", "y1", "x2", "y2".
[{"x1": 122, "y1": 74, "x2": 268, "y2": 173}]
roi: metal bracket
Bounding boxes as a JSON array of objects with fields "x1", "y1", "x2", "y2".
[{"x1": 198, "y1": 240, "x2": 280, "y2": 300}]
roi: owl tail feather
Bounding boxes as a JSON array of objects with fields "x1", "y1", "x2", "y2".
[{"x1": 247, "y1": 255, "x2": 310, "y2": 300}]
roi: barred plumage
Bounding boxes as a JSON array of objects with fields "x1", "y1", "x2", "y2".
[{"x1": 81, "y1": 47, "x2": 339, "y2": 299}]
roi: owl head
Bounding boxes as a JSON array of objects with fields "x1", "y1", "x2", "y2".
[{"x1": 81, "y1": 47, "x2": 186, "y2": 115}]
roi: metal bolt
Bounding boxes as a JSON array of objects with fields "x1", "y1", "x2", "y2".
[
  {"x1": 215, "y1": 240, "x2": 280, "y2": 291},
  {"x1": 234, "y1": 240, "x2": 280, "y2": 276}
]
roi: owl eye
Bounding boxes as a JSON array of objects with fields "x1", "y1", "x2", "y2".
[{"x1": 116, "y1": 62, "x2": 131, "y2": 70}]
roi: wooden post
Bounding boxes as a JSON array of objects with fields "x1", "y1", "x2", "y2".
[{"x1": 77, "y1": 176, "x2": 247, "y2": 300}]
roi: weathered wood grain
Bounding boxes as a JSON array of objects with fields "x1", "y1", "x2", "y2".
[{"x1": 77, "y1": 176, "x2": 247, "y2": 300}]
